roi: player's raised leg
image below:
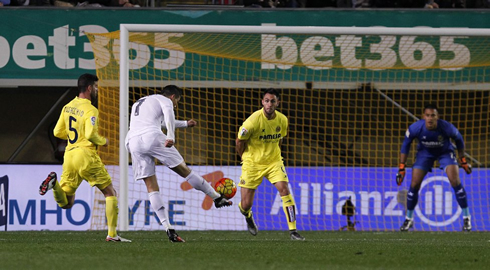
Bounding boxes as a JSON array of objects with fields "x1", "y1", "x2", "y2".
[
  {"x1": 39, "y1": 172, "x2": 57, "y2": 195},
  {"x1": 39, "y1": 172, "x2": 69, "y2": 208},
  {"x1": 172, "y1": 163, "x2": 232, "y2": 208}
]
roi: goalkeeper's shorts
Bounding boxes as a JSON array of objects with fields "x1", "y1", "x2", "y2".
[{"x1": 413, "y1": 151, "x2": 458, "y2": 172}]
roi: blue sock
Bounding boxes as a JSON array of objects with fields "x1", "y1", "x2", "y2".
[
  {"x1": 462, "y1": 208, "x2": 470, "y2": 217},
  {"x1": 406, "y1": 186, "x2": 419, "y2": 219},
  {"x1": 452, "y1": 184, "x2": 469, "y2": 209},
  {"x1": 406, "y1": 210, "x2": 414, "y2": 219}
]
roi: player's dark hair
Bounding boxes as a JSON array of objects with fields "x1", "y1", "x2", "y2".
[
  {"x1": 424, "y1": 103, "x2": 438, "y2": 112},
  {"x1": 262, "y1": 88, "x2": 280, "y2": 99},
  {"x1": 78, "y1": 73, "x2": 98, "y2": 94},
  {"x1": 161, "y1": 85, "x2": 183, "y2": 99}
]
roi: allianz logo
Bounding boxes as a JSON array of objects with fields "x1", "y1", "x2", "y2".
[
  {"x1": 270, "y1": 179, "x2": 461, "y2": 227},
  {"x1": 415, "y1": 176, "x2": 461, "y2": 227}
]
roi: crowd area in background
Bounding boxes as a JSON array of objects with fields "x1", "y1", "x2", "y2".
[
  {"x1": 1, "y1": 0, "x2": 489, "y2": 8},
  {"x1": 242, "y1": 0, "x2": 489, "y2": 8},
  {"x1": 0, "y1": 0, "x2": 137, "y2": 7}
]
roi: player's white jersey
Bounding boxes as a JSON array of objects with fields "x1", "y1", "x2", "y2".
[{"x1": 127, "y1": 94, "x2": 177, "y2": 141}]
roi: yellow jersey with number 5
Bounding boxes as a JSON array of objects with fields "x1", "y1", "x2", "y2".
[{"x1": 53, "y1": 97, "x2": 106, "y2": 151}]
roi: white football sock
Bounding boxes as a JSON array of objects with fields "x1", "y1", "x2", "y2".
[
  {"x1": 148, "y1": 191, "x2": 172, "y2": 231},
  {"x1": 185, "y1": 171, "x2": 220, "y2": 199}
]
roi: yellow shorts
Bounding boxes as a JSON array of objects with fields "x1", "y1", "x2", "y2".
[
  {"x1": 60, "y1": 147, "x2": 112, "y2": 195},
  {"x1": 239, "y1": 161, "x2": 288, "y2": 190}
]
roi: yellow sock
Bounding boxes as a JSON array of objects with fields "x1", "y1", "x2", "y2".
[
  {"x1": 238, "y1": 203, "x2": 252, "y2": 218},
  {"x1": 52, "y1": 181, "x2": 68, "y2": 208},
  {"x1": 106, "y1": 196, "x2": 118, "y2": 237},
  {"x1": 281, "y1": 194, "x2": 297, "y2": 231}
]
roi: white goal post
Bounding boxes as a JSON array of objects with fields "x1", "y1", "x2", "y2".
[{"x1": 118, "y1": 24, "x2": 490, "y2": 231}]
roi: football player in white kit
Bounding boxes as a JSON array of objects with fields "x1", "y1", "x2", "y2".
[{"x1": 125, "y1": 85, "x2": 232, "y2": 242}]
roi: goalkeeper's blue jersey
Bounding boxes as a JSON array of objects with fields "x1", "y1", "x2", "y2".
[{"x1": 401, "y1": 119, "x2": 464, "y2": 158}]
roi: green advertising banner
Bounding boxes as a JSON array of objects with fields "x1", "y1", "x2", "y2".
[
  {"x1": 88, "y1": 30, "x2": 489, "y2": 84},
  {"x1": 0, "y1": 8, "x2": 489, "y2": 85}
]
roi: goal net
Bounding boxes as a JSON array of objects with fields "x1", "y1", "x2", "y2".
[{"x1": 85, "y1": 25, "x2": 490, "y2": 232}]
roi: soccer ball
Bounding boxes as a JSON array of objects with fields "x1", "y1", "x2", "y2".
[{"x1": 214, "y1": 178, "x2": 237, "y2": 199}]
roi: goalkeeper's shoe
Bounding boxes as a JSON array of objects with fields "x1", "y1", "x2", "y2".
[
  {"x1": 463, "y1": 217, "x2": 472, "y2": 232},
  {"x1": 166, "y1": 229, "x2": 185, "y2": 243},
  {"x1": 245, "y1": 213, "x2": 258, "y2": 236},
  {"x1": 400, "y1": 218, "x2": 414, "y2": 231},
  {"x1": 214, "y1": 197, "x2": 233, "y2": 208},
  {"x1": 289, "y1": 230, "x2": 305, "y2": 241},
  {"x1": 106, "y1": 235, "x2": 132, "y2": 242},
  {"x1": 39, "y1": 172, "x2": 57, "y2": 196}
]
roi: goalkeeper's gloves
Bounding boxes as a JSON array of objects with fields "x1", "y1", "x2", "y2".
[
  {"x1": 459, "y1": 157, "x2": 472, "y2": 174},
  {"x1": 396, "y1": 163, "x2": 406, "y2": 186}
]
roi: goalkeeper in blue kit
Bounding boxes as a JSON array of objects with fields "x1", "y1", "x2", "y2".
[{"x1": 396, "y1": 104, "x2": 472, "y2": 231}]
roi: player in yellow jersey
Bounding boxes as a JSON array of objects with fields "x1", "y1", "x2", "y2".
[
  {"x1": 236, "y1": 88, "x2": 305, "y2": 241},
  {"x1": 39, "y1": 73, "x2": 130, "y2": 242}
]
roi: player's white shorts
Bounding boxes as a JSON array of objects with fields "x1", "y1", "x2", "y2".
[{"x1": 125, "y1": 130, "x2": 184, "y2": 181}]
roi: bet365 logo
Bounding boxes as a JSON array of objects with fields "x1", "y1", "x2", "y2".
[{"x1": 414, "y1": 176, "x2": 462, "y2": 227}]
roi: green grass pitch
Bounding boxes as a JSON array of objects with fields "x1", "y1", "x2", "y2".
[{"x1": 0, "y1": 231, "x2": 489, "y2": 270}]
